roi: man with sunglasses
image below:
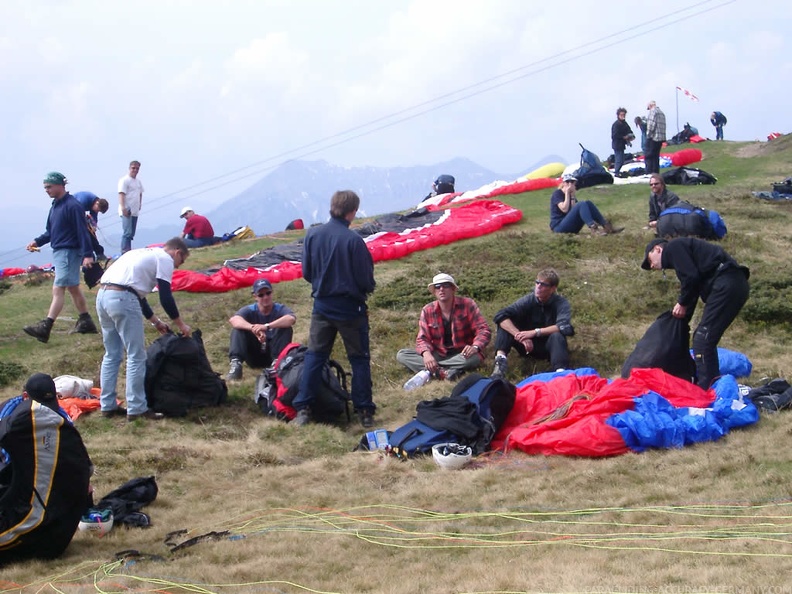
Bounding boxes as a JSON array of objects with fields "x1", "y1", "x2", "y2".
[
  {"x1": 226, "y1": 278, "x2": 296, "y2": 381},
  {"x1": 647, "y1": 174, "x2": 680, "y2": 230},
  {"x1": 491, "y1": 269, "x2": 574, "y2": 379},
  {"x1": 396, "y1": 273, "x2": 491, "y2": 382}
]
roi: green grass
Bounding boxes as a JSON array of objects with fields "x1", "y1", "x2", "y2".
[{"x1": 3, "y1": 137, "x2": 792, "y2": 592}]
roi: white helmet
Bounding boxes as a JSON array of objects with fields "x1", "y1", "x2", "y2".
[
  {"x1": 432, "y1": 443, "x2": 473, "y2": 470},
  {"x1": 78, "y1": 508, "x2": 114, "y2": 537}
]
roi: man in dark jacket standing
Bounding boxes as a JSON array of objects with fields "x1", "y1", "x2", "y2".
[
  {"x1": 641, "y1": 237, "x2": 749, "y2": 390},
  {"x1": 611, "y1": 107, "x2": 634, "y2": 177},
  {"x1": 293, "y1": 190, "x2": 376, "y2": 427},
  {"x1": 490, "y1": 268, "x2": 574, "y2": 378},
  {"x1": 24, "y1": 172, "x2": 98, "y2": 343}
]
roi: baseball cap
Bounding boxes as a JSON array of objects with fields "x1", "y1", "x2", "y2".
[
  {"x1": 252, "y1": 278, "x2": 273, "y2": 294},
  {"x1": 434, "y1": 174, "x2": 455, "y2": 186},
  {"x1": 24, "y1": 372, "x2": 58, "y2": 404},
  {"x1": 43, "y1": 172, "x2": 68, "y2": 185},
  {"x1": 641, "y1": 238, "x2": 668, "y2": 270},
  {"x1": 428, "y1": 273, "x2": 458, "y2": 289},
  {"x1": 561, "y1": 173, "x2": 578, "y2": 183},
  {"x1": 180, "y1": 206, "x2": 193, "y2": 218}
]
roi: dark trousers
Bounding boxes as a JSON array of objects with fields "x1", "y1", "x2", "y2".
[
  {"x1": 645, "y1": 139, "x2": 662, "y2": 174},
  {"x1": 229, "y1": 327, "x2": 293, "y2": 369},
  {"x1": 293, "y1": 312, "x2": 374, "y2": 413},
  {"x1": 691, "y1": 269, "x2": 750, "y2": 390},
  {"x1": 494, "y1": 327, "x2": 570, "y2": 370}
]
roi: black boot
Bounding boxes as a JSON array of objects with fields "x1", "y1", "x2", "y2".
[{"x1": 24, "y1": 317, "x2": 54, "y2": 343}]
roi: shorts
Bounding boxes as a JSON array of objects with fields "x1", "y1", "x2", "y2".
[{"x1": 52, "y1": 248, "x2": 82, "y2": 287}]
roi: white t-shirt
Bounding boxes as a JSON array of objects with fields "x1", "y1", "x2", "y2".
[
  {"x1": 100, "y1": 247, "x2": 174, "y2": 296},
  {"x1": 117, "y1": 174, "x2": 144, "y2": 216}
]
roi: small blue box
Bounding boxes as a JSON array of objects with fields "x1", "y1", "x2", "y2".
[{"x1": 365, "y1": 429, "x2": 389, "y2": 450}]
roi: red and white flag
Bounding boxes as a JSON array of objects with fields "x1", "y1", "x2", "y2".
[{"x1": 676, "y1": 86, "x2": 699, "y2": 102}]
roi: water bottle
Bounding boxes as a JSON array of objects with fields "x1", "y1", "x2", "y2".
[{"x1": 403, "y1": 369, "x2": 431, "y2": 391}]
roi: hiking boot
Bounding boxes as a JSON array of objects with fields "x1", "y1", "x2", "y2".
[
  {"x1": 358, "y1": 409, "x2": 375, "y2": 428},
  {"x1": 602, "y1": 221, "x2": 625, "y2": 235},
  {"x1": 69, "y1": 315, "x2": 98, "y2": 335},
  {"x1": 23, "y1": 318, "x2": 53, "y2": 343},
  {"x1": 292, "y1": 408, "x2": 311, "y2": 427},
  {"x1": 226, "y1": 358, "x2": 243, "y2": 381},
  {"x1": 588, "y1": 223, "x2": 608, "y2": 236},
  {"x1": 491, "y1": 355, "x2": 508, "y2": 380},
  {"x1": 101, "y1": 406, "x2": 127, "y2": 418},
  {"x1": 127, "y1": 410, "x2": 165, "y2": 422}
]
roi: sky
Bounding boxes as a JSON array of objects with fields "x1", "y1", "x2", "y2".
[{"x1": 1, "y1": 0, "x2": 789, "y2": 266}]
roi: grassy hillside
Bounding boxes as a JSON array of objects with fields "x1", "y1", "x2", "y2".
[{"x1": 2, "y1": 138, "x2": 792, "y2": 592}]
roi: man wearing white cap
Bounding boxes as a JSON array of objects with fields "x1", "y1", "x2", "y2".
[
  {"x1": 179, "y1": 207, "x2": 216, "y2": 248},
  {"x1": 396, "y1": 272, "x2": 491, "y2": 381}
]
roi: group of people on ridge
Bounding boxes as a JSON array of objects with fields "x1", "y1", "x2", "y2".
[{"x1": 21, "y1": 162, "x2": 749, "y2": 426}]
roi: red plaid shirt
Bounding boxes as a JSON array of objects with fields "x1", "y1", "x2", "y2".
[{"x1": 415, "y1": 296, "x2": 491, "y2": 357}]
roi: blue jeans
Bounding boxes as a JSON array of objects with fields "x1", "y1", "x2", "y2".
[
  {"x1": 294, "y1": 312, "x2": 374, "y2": 413},
  {"x1": 96, "y1": 288, "x2": 148, "y2": 415},
  {"x1": 715, "y1": 125, "x2": 724, "y2": 140},
  {"x1": 184, "y1": 236, "x2": 215, "y2": 248},
  {"x1": 552, "y1": 201, "x2": 607, "y2": 233},
  {"x1": 121, "y1": 215, "x2": 138, "y2": 253},
  {"x1": 613, "y1": 149, "x2": 625, "y2": 175}
]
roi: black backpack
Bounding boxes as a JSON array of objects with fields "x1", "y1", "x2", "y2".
[
  {"x1": 145, "y1": 330, "x2": 228, "y2": 417},
  {"x1": 656, "y1": 201, "x2": 726, "y2": 240},
  {"x1": 621, "y1": 311, "x2": 696, "y2": 382},
  {"x1": 385, "y1": 374, "x2": 516, "y2": 457},
  {"x1": 262, "y1": 343, "x2": 351, "y2": 423}
]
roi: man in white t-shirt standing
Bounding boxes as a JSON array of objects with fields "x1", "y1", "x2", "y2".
[
  {"x1": 96, "y1": 237, "x2": 192, "y2": 422},
  {"x1": 118, "y1": 160, "x2": 144, "y2": 253}
]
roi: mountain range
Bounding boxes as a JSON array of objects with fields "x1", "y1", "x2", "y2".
[{"x1": 127, "y1": 155, "x2": 562, "y2": 248}]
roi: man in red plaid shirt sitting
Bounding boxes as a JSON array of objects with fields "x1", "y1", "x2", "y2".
[{"x1": 396, "y1": 273, "x2": 491, "y2": 382}]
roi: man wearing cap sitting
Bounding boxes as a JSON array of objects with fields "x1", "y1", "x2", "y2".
[
  {"x1": 490, "y1": 268, "x2": 574, "y2": 379},
  {"x1": 641, "y1": 237, "x2": 750, "y2": 390},
  {"x1": 179, "y1": 207, "x2": 217, "y2": 248},
  {"x1": 226, "y1": 279, "x2": 297, "y2": 381},
  {"x1": 24, "y1": 172, "x2": 98, "y2": 343},
  {"x1": 396, "y1": 273, "x2": 491, "y2": 381}
]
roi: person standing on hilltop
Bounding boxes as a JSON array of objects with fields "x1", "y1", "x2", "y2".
[
  {"x1": 118, "y1": 160, "x2": 144, "y2": 253},
  {"x1": 610, "y1": 107, "x2": 634, "y2": 177},
  {"x1": 710, "y1": 111, "x2": 727, "y2": 141},
  {"x1": 645, "y1": 100, "x2": 666, "y2": 174},
  {"x1": 24, "y1": 172, "x2": 98, "y2": 343},
  {"x1": 292, "y1": 190, "x2": 377, "y2": 428}
]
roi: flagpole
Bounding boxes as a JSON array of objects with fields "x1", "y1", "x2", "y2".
[{"x1": 675, "y1": 87, "x2": 679, "y2": 135}]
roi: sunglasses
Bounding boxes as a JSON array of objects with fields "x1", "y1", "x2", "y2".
[
  {"x1": 649, "y1": 182, "x2": 661, "y2": 186},
  {"x1": 256, "y1": 291, "x2": 273, "y2": 298},
  {"x1": 535, "y1": 280, "x2": 552, "y2": 288},
  {"x1": 433, "y1": 282, "x2": 454, "y2": 290}
]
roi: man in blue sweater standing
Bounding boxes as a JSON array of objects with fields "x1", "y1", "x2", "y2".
[
  {"x1": 293, "y1": 190, "x2": 376, "y2": 428},
  {"x1": 24, "y1": 172, "x2": 98, "y2": 343}
]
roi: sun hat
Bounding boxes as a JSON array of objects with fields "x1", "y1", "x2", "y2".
[
  {"x1": 641, "y1": 238, "x2": 668, "y2": 270},
  {"x1": 428, "y1": 273, "x2": 458, "y2": 289},
  {"x1": 43, "y1": 172, "x2": 67, "y2": 185},
  {"x1": 179, "y1": 206, "x2": 193, "y2": 218}
]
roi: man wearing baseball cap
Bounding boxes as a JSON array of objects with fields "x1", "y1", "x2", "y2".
[
  {"x1": 179, "y1": 206, "x2": 217, "y2": 248},
  {"x1": 396, "y1": 272, "x2": 491, "y2": 382},
  {"x1": 641, "y1": 237, "x2": 749, "y2": 390},
  {"x1": 226, "y1": 278, "x2": 296, "y2": 381},
  {"x1": 24, "y1": 172, "x2": 98, "y2": 343},
  {"x1": 23, "y1": 372, "x2": 59, "y2": 408}
]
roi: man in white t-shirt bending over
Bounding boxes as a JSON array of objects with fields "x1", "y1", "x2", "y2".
[
  {"x1": 118, "y1": 160, "x2": 144, "y2": 253},
  {"x1": 96, "y1": 237, "x2": 191, "y2": 422}
]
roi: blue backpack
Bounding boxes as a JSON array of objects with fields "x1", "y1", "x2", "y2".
[
  {"x1": 386, "y1": 375, "x2": 515, "y2": 458},
  {"x1": 657, "y1": 202, "x2": 727, "y2": 240}
]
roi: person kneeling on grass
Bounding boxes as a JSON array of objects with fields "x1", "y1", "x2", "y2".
[
  {"x1": 226, "y1": 278, "x2": 296, "y2": 381},
  {"x1": 491, "y1": 268, "x2": 574, "y2": 379},
  {"x1": 396, "y1": 273, "x2": 491, "y2": 382}
]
